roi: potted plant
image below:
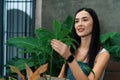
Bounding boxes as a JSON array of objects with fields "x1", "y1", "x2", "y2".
[
  {"x1": 100, "y1": 32, "x2": 120, "y2": 80},
  {"x1": 6, "y1": 16, "x2": 75, "y2": 80}
]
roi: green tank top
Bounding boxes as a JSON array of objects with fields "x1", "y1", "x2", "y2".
[{"x1": 67, "y1": 61, "x2": 91, "y2": 80}]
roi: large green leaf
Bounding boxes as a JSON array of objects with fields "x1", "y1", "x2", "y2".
[
  {"x1": 56, "y1": 29, "x2": 70, "y2": 39},
  {"x1": 61, "y1": 15, "x2": 73, "y2": 31},
  {"x1": 108, "y1": 45, "x2": 120, "y2": 58},
  {"x1": 57, "y1": 16, "x2": 73, "y2": 40},
  {"x1": 35, "y1": 28, "x2": 54, "y2": 40},
  {"x1": 100, "y1": 32, "x2": 117, "y2": 43},
  {"x1": 110, "y1": 33, "x2": 120, "y2": 45},
  {"x1": 7, "y1": 37, "x2": 39, "y2": 49},
  {"x1": 6, "y1": 58, "x2": 34, "y2": 71},
  {"x1": 53, "y1": 20, "x2": 61, "y2": 39},
  {"x1": 35, "y1": 28, "x2": 54, "y2": 55}
]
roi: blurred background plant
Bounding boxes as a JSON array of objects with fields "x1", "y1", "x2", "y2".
[{"x1": 100, "y1": 32, "x2": 120, "y2": 61}]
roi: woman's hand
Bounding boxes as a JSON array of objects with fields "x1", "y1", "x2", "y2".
[{"x1": 51, "y1": 39, "x2": 71, "y2": 60}]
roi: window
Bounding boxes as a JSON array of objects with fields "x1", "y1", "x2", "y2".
[
  {"x1": 2, "y1": 0, "x2": 35, "y2": 76},
  {"x1": 0, "y1": 0, "x2": 4, "y2": 76}
]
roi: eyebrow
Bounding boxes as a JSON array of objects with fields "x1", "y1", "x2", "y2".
[{"x1": 75, "y1": 16, "x2": 88, "y2": 20}]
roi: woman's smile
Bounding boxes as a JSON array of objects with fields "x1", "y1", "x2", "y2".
[{"x1": 77, "y1": 28, "x2": 85, "y2": 32}]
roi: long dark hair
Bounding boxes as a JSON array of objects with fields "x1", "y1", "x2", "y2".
[{"x1": 70, "y1": 7, "x2": 101, "y2": 68}]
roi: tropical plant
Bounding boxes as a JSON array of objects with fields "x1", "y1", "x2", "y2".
[
  {"x1": 6, "y1": 16, "x2": 75, "y2": 78},
  {"x1": 100, "y1": 32, "x2": 120, "y2": 61}
]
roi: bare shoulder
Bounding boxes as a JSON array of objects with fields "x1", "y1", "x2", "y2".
[
  {"x1": 94, "y1": 49, "x2": 110, "y2": 70},
  {"x1": 96, "y1": 49, "x2": 110, "y2": 62}
]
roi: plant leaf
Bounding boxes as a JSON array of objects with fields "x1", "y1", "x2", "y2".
[
  {"x1": 100, "y1": 32, "x2": 118, "y2": 43},
  {"x1": 61, "y1": 15, "x2": 73, "y2": 31},
  {"x1": 7, "y1": 37, "x2": 39, "y2": 50},
  {"x1": 9, "y1": 65, "x2": 25, "y2": 80},
  {"x1": 28, "y1": 63, "x2": 48, "y2": 80},
  {"x1": 53, "y1": 20, "x2": 61, "y2": 39},
  {"x1": 7, "y1": 58, "x2": 34, "y2": 71},
  {"x1": 108, "y1": 45, "x2": 120, "y2": 58},
  {"x1": 35, "y1": 28, "x2": 54, "y2": 40},
  {"x1": 110, "y1": 33, "x2": 120, "y2": 45},
  {"x1": 26, "y1": 64, "x2": 34, "y2": 80}
]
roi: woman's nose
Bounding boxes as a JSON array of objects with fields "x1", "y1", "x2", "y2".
[{"x1": 78, "y1": 20, "x2": 82, "y2": 26}]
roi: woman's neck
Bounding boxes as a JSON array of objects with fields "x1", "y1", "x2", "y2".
[
  {"x1": 80, "y1": 35, "x2": 91, "y2": 50},
  {"x1": 75, "y1": 35, "x2": 91, "y2": 62}
]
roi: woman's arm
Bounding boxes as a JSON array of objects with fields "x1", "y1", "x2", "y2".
[
  {"x1": 67, "y1": 51, "x2": 110, "y2": 80},
  {"x1": 58, "y1": 64, "x2": 66, "y2": 78},
  {"x1": 88, "y1": 51, "x2": 110, "y2": 80},
  {"x1": 51, "y1": 39, "x2": 110, "y2": 80},
  {"x1": 69, "y1": 59, "x2": 89, "y2": 80}
]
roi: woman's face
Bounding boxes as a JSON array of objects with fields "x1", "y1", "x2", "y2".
[{"x1": 74, "y1": 10, "x2": 93, "y2": 37}]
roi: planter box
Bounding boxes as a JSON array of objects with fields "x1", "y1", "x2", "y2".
[{"x1": 104, "y1": 61, "x2": 120, "y2": 80}]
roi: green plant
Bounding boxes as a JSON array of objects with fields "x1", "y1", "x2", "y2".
[
  {"x1": 100, "y1": 32, "x2": 120, "y2": 61},
  {"x1": 6, "y1": 16, "x2": 75, "y2": 77}
]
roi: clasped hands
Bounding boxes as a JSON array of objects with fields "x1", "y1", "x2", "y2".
[{"x1": 51, "y1": 39, "x2": 71, "y2": 60}]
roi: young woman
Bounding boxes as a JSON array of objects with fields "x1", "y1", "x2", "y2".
[{"x1": 51, "y1": 8, "x2": 110, "y2": 80}]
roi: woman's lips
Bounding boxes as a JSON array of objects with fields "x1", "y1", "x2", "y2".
[{"x1": 78, "y1": 28, "x2": 84, "y2": 32}]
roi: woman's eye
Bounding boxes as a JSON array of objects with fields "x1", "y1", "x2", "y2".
[
  {"x1": 83, "y1": 18, "x2": 88, "y2": 21},
  {"x1": 75, "y1": 20, "x2": 78, "y2": 23},
  {"x1": 83, "y1": 19, "x2": 88, "y2": 21}
]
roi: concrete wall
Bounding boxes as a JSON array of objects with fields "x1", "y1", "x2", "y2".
[
  {"x1": 42, "y1": 0, "x2": 120, "y2": 33},
  {"x1": 35, "y1": 0, "x2": 42, "y2": 29}
]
